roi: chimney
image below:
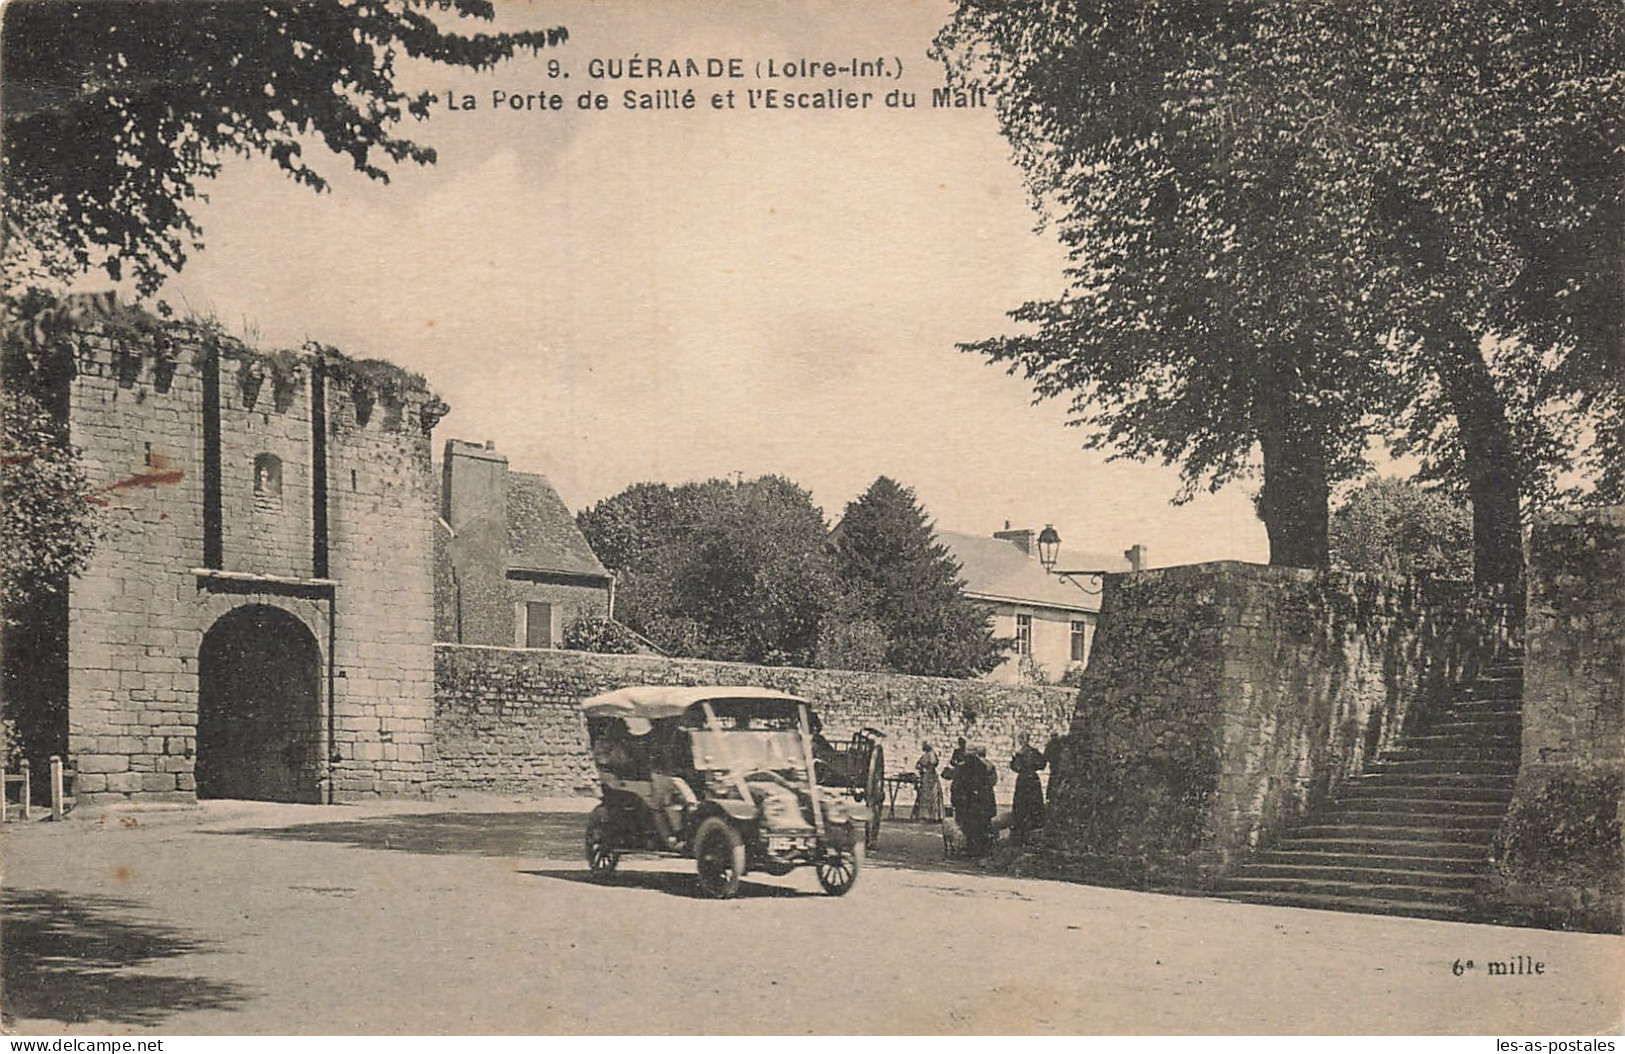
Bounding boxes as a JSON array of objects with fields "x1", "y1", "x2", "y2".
[
  {"x1": 442, "y1": 438, "x2": 509, "y2": 530},
  {"x1": 1124, "y1": 544, "x2": 1148, "y2": 572},
  {"x1": 995, "y1": 526, "x2": 1035, "y2": 556}
]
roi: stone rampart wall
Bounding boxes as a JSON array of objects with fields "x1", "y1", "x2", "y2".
[
  {"x1": 1493, "y1": 508, "x2": 1624, "y2": 932},
  {"x1": 1044, "y1": 562, "x2": 1506, "y2": 886},
  {"x1": 433, "y1": 645, "x2": 1075, "y2": 796}
]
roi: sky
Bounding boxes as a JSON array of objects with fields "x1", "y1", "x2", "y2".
[{"x1": 156, "y1": 0, "x2": 1273, "y2": 568}]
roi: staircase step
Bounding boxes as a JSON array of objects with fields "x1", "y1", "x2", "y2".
[
  {"x1": 1273, "y1": 836, "x2": 1488, "y2": 859},
  {"x1": 1410, "y1": 750, "x2": 1521, "y2": 761},
  {"x1": 1327, "y1": 808, "x2": 1503, "y2": 828},
  {"x1": 1377, "y1": 745, "x2": 1521, "y2": 763},
  {"x1": 1450, "y1": 694, "x2": 1523, "y2": 711},
  {"x1": 1404, "y1": 732, "x2": 1520, "y2": 747},
  {"x1": 1329, "y1": 793, "x2": 1510, "y2": 814},
  {"x1": 1346, "y1": 772, "x2": 1516, "y2": 789},
  {"x1": 1433, "y1": 716, "x2": 1522, "y2": 729},
  {"x1": 1217, "y1": 875, "x2": 1479, "y2": 904},
  {"x1": 1458, "y1": 674, "x2": 1523, "y2": 688},
  {"x1": 1218, "y1": 890, "x2": 1471, "y2": 921},
  {"x1": 1251, "y1": 850, "x2": 1485, "y2": 873},
  {"x1": 1375, "y1": 758, "x2": 1519, "y2": 775},
  {"x1": 1436, "y1": 708, "x2": 1521, "y2": 723},
  {"x1": 1387, "y1": 729, "x2": 1519, "y2": 743},
  {"x1": 1291, "y1": 823, "x2": 1497, "y2": 843},
  {"x1": 1332, "y1": 779, "x2": 1508, "y2": 805},
  {"x1": 1445, "y1": 698, "x2": 1523, "y2": 713},
  {"x1": 1233, "y1": 862, "x2": 1480, "y2": 888}
]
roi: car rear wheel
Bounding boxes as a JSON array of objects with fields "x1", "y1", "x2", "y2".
[
  {"x1": 863, "y1": 743, "x2": 885, "y2": 847},
  {"x1": 694, "y1": 817, "x2": 745, "y2": 899},
  {"x1": 816, "y1": 838, "x2": 863, "y2": 896},
  {"x1": 585, "y1": 805, "x2": 620, "y2": 879}
]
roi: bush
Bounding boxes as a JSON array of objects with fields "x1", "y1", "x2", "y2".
[{"x1": 562, "y1": 616, "x2": 640, "y2": 655}]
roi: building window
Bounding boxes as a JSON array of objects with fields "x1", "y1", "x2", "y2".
[
  {"x1": 1014, "y1": 613, "x2": 1033, "y2": 656},
  {"x1": 524, "y1": 601, "x2": 554, "y2": 649},
  {"x1": 1070, "y1": 620, "x2": 1087, "y2": 662},
  {"x1": 253, "y1": 453, "x2": 282, "y2": 512}
]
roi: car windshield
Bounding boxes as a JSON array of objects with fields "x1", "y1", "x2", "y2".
[{"x1": 690, "y1": 729, "x2": 807, "y2": 777}]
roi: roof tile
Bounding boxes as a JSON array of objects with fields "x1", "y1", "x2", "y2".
[{"x1": 507, "y1": 471, "x2": 609, "y2": 578}]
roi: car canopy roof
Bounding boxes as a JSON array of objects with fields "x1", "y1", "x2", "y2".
[{"x1": 578, "y1": 685, "x2": 808, "y2": 721}]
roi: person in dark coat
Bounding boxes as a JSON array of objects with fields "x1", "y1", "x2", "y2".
[
  {"x1": 961, "y1": 745, "x2": 998, "y2": 856},
  {"x1": 1010, "y1": 732, "x2": 1047, "y2": 844}
]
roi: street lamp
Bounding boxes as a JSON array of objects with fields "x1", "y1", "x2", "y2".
[{"x1": 1037, "y1": 524, "x2": 1061, "y2": 573}]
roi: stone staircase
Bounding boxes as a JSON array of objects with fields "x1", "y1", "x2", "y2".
[{"x1": 1216, "y1": 654, "x2": 1523, "y2": 921}]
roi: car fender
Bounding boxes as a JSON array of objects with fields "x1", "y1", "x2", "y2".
[
  {"x1": 688, "y1": 799, "x2": 757, "y2": 833},
  {"x1": 710, "y1": 799, "x2": 759, "y2": 824}
]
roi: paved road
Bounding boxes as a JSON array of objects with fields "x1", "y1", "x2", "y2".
[{"x1": 2, "y1": 797, "x2": 1620, "y2": 1035}]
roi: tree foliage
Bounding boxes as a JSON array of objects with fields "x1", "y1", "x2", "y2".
[
  {"x1": 574, "y1": 480, "x2": 714, "y2": 581},
  {"x1": 1343, "y1": 1, "x2": 1623, "y2": 587},
  {"x1": 670, "y1": 477, "x2": 837, "y2": 666},
  {"x1": 577, "y1": 475, "x2": 1005, "y2": 677},
  {"x1": 2, "y1": 0, "x2": 567, "y2": 295},
  {"x1": 935, "y1": 0, "x2": 1623, "y2": 581},
  {"x1": 0, "y1": 385, "x2": 101, "y2": 622},
  {"x1": 831, "y1": 477, "x2": 1004, "y2": 679},
  {"x1": 577, "y1": 476, "x2": 839, "y2": 667},
  {"x1": 1329, "y1": 477, "x2": 1472, "y2": 580},
  {"x1": 933, "y1": 0, "x2": 1404, "y2": 568}
]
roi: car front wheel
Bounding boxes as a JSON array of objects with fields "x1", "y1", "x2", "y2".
[
  {"x1": 694, "y1": 817, "x2": 745, "y2": 899},
  {"x1": 815, "y1": 838, "x2": 863, "y2": 896}
]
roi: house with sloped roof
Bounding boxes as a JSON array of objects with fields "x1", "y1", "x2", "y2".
[
  {"x1": 434, "y1": 439, "x2": 612, "y2": 648},
  {"x1": 938, "y1": 525, "x2": 1144, "y2": 684}
]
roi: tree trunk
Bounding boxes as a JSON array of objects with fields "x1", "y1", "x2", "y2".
[
  {"x1": 1255, "y1": 361, "x2": 1331, "y2": 569},
  {"x1": 1433, "y1": 323, "x2": 1525, "y2": 593}
]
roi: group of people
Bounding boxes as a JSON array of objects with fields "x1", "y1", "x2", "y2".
[{"x1": 910, "y1": 731, "x2": 1058, "y2": 856}]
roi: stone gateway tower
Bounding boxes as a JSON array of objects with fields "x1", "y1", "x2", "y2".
[{"x1": 60, "y1": 317, "x2": 446, "y2": 806}]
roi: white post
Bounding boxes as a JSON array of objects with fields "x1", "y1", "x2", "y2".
[{"x1": 50, "y1": 755, "x2": 64, "y2": 821}]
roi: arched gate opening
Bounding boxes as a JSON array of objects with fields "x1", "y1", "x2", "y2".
[{"x1": 196, "y1": 604, "x2": 322, "y2": 802}]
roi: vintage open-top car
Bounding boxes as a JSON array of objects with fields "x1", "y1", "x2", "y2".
[{"x1": 579, "y1": 685, "x2": 879, "y2": 898}]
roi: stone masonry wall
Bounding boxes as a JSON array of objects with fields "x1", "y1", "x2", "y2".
[
  {"x1": 1493, "y1": 508, "x2": 1625, "y2": 932},
  {"x1": 220, "y1": 356, "x2": 314, "y2": 580},
  {"x1": 68, "y1": 330, "x2": 211, "y2": 803},
  {"x1": 1044, "y1": 562, "x2": 1504, "y2": 887},
  {"x1": 322, "y1": 365, "x2": 441, "y2": 799},
  {"x1": 65, "y1": 321, "x2": 442, "y2": 805},
  {"x1": 434, "y1": 645, "x2": 1075, "y2": 797}
]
